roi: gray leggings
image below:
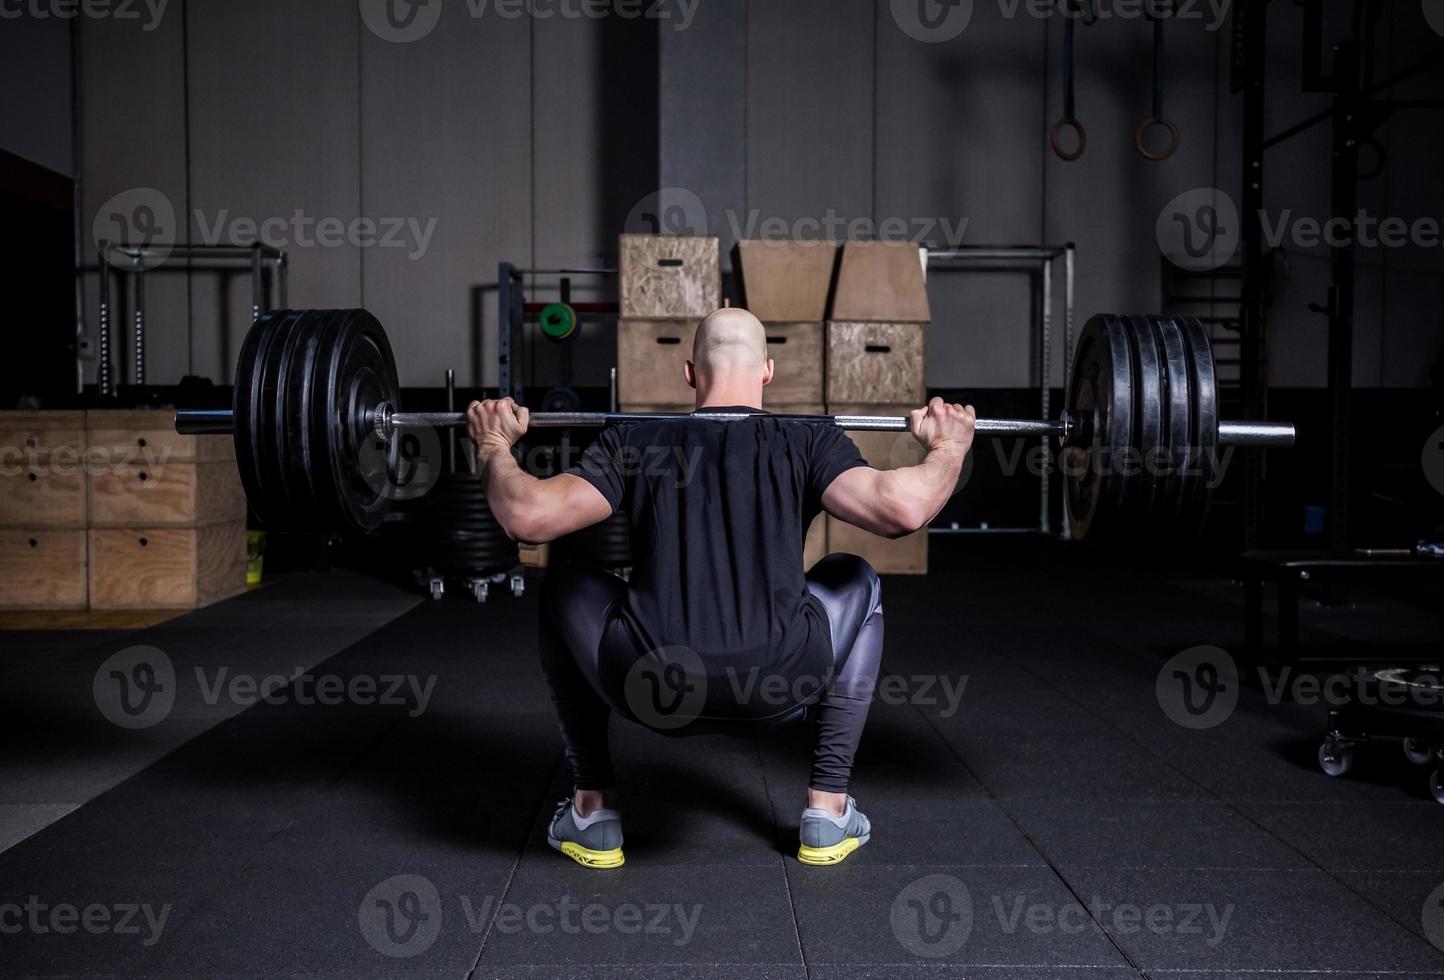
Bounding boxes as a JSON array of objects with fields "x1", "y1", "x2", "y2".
[{"x1": 538, "y1": 553, "x2": 884, "y2": 794}]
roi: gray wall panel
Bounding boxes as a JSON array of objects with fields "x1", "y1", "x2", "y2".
[
  {"x1": 77, "y1": 11, "x2": 189, "y2": 387},
  {"x1": 660, "y1": 0, "x2": 745, "y2": 262},
  {"x1": 745, "y1": 0, "x2": 874, "y2": 236},
  {"x1": 185, "y1": 0, "x2": 363, "y2": 385},
  {"x1": 359, "y1": 6, "x2": 533, "y2": 388},
  {"x1": 875, "y1": 5, "x2": 1048, "y2": 388}
]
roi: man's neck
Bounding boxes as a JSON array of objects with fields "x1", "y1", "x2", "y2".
[{"x1": 695, "y1": 387, "x2": 764, "y2": 411}]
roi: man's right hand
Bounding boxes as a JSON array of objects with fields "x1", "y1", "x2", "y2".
[{"x1": 909, "y1": 397, "x2": 977, "y2": 458}]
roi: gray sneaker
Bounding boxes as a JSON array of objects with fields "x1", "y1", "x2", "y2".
[
  {"x1": 797, "y1": 796, "x2": 871, "y2": 865},
  {"x1": 548, "y1": 797, "x2": 625, "y2": 869}
]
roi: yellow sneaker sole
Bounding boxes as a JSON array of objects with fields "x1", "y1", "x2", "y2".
[
  {"x1": 797, "y1": 837, "x2": 862, "y2": 866},
  {"x1": 556, "y1": 841, "x2": 625, "y2": 869}
]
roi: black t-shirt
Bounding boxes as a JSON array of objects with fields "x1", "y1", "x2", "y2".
[{"x1": 568, "y1": 408, "x2": 867, "y2": 701}]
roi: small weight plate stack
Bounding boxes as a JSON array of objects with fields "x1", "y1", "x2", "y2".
[{"x1": 422, "y1": 473, "x2": 519, "y2": 576}]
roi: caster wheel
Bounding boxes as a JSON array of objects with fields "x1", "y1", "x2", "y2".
[
  {"x1": 1430, "y1": 770, "x2": 1444, "y2": 806},
  {"x1": 1403, "y1": 737, "x2": 1434, "y2": 766},
  {"x1": 429, "y1": 578, "x2": 445, "y2": 600},
  {"x1": 510, "y1": 574, "x2": 525, "y2": 597},
  {"x1": 470, "y1": 579, "x2": 490, "y2": 603},
  {"x1": 1318, "y1": 739, "x2": 1354, "y2": 778}
]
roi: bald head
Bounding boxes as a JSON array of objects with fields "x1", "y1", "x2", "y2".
[
  {"x1": 691, "y1": 308, "x2": 767, "y2": 380},
  {"x1": 684, "y1": 307, "x2": 774, "y2": 407}
]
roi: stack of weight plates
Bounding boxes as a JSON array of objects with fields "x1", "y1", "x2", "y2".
[
  {"x1": 422, "y1": 473, "x2": 518, "y2": 576},
  {"x1": 551, "y1": 511, "x2": 632, "y2": 570},
  {"x1": 234, "y1": 308, "x2": 399, "y2": 533},
  {"x1": 1064, "y1": 314, "x2": 1218, "y2": 542}
]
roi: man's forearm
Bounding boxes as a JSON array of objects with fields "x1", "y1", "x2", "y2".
[
  {"x1": 477, "y1": 443, "x2": 543, "y2": 539},
  {"x1": 882, "y1": 443, "x2": 967, "y2": 533}
]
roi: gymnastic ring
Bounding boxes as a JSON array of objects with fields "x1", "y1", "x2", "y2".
[
  {"x1": 1051, "y1": 117, "x2": 1087, "y2": 162},
  {"x1": 1135, "y1": 117, "x2": 1180, "y2": 161}
]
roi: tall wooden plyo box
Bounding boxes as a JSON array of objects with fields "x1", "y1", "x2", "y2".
[
  {"x1": 616, "y1": 234, "x2": 720, "y2": 412},
  {"x1": 734, "y1": 239, "x2": 838, "y2": 568},
  {"x1": 0, "y1": 412, "x2": 89, "y2": 609},
  {"x1": 84, "y1": 410, "x2": 248, "y2": 609},
  {"x1": 826, "y1": 241, "x2": 931, "y2": 574}
]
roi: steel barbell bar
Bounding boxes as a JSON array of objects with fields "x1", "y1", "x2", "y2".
[{"x1": 175, "y1": 405, "x2": 1294, "y2": 448}]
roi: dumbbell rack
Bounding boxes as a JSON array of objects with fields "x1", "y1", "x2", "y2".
[{"x1": 497, "y1": 262, "x2": 618, "y2": 411}]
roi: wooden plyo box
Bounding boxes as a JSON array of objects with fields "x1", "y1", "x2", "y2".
[
  {"x1": 826, "y1": 321, "x2": 927, "y2": 406},
  {"x1": 0, "y1": 529, "x2": 87, "y2": 609},
  {"x1": 760, "y1": 322, "x2": 824, "y2": 408},
  {"x1": 84, "y1": 411, "x2": 247, "y2": 610},
  {"x1": 619, "y1": 234, "x2": 720, "y2": 319},
  {"x1": 0, "y1": 410, "x2": 88, "y2": 529},
  {"x1": 88, "y1": 522, "x2": 247, "y2": 610},
  {"x1": 734, "y1": 240, "x2": 838, "y2": 322},
  {"x1": 0, "y1": 410, "x2": 86, "y2": 462},
  {"x1": 88, "y1": 457, "x2": 247, "y2": 527},
  {"x1": 0, "y1": 412, "x2": 89, "y2": 608},
  {"x1": 829, "y1": 241, "x2": 931, "y2": 322},
  {"x1": 617, "y1": 319, "x2": 698, "y2": 406}
]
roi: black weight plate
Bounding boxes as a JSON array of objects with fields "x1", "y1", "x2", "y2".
[
  {"x1": 1149, "y1": 315, "x2": 1194, "y2": 532},
  {"x1": 296, "y1": 310, "x2": 357, "y2": 529},
  {"x1": 542, "y1": 386, "x2": 582, "y2": 413},
  {"x1": 232, "y1": 311, "x2": 277, "y2": 524},
  {"x1": 274, "y1": 309, "x2": 328, "y2": 528},
  {"x1": 1065, "y1": 315, "x2": 1134, "y2": 541},
  {"x1": 1124, "y1": 315, "x2": 1165, "y2": 530},
  {"x1": 235, "y1": 310, "x2": 306, "y2": 528},
  {"x1": 1177, "y1": 316, "x2": 1219, "y2": 538},
  {"x1": 314, "y1": 310, "x2": 400, "y2": 533}
]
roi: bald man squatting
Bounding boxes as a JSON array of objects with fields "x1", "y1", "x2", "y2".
[{"x1": 468, "y1": 308, "x2": 977, "y2": 868}]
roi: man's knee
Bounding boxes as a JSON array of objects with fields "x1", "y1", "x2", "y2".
[{"x1": 810, "y1": 552, "x2": 882, "y2": 614}]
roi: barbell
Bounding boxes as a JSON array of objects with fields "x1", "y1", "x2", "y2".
[{"x1": 173, "y1": 309, "x2": 1295, "y2": 540}]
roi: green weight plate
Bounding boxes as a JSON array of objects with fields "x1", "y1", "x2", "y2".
[
  {"x1": 538, "y1": 302, "x2": 578, "y2": 342},
  {"x1": 1149, "y1": 315, "x2": 1194, "y2": 532},
  {"x1": 1065, "y1": 314, "x2": 1134, "y2": 541},
  {"x1": 1177, "y1": 316, "x2": 1219, "y2": 538}
]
